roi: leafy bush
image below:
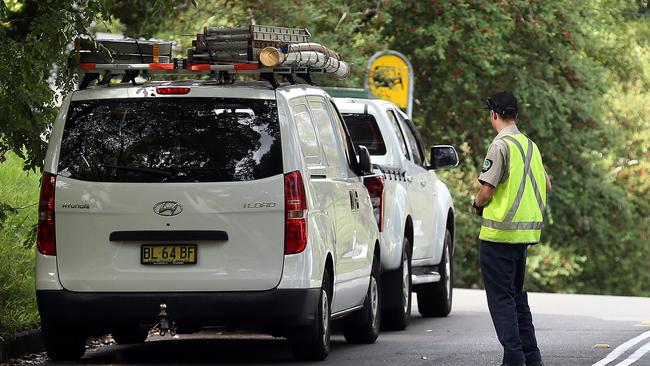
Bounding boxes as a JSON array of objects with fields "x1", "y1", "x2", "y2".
[{"x1": 0, "y1": 153, "x2": 40, "y2": 341}]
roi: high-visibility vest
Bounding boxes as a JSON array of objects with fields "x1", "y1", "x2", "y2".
[{"x1": 479, "y1": 133, "x2": 547, "y2": 244}]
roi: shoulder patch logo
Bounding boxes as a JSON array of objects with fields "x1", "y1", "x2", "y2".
[{"x1": 482, "y1": 159, "x2": 493, "y2": 173}]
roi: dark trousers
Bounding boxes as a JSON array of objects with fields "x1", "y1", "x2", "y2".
[{"x1": 480, "y1": 241, "x2": 542, "y2": 365}]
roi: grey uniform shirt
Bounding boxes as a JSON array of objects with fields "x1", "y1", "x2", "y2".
[
  {"x1": 478, "y1": 124, "x2": 548, "y2": 188},
  {"x1": 478, "y1": 125, "x2": 519, "y2": 188}
]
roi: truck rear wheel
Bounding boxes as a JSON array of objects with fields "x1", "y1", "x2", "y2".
[{"x1": 417, "y1": 229, "x2": 453, "y2": 317}]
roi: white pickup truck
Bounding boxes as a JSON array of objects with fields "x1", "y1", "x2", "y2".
[{"x1": 335, "y1": 98, "x2": 459, "y2": 330}]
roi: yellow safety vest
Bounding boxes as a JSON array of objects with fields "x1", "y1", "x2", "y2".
[{"x1": 479, "y1": 133, "x2": 547, "y2": 244}]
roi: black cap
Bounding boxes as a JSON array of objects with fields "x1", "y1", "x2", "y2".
[{"x1": 485, "y1": 91, "x2": 518, "y2": 118}]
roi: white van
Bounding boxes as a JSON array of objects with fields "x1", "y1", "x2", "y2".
[{"x1": 35, "y1": 81, "x2": 381, "y2": 361}]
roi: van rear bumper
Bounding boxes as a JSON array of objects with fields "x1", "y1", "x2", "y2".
[{"x1": 36, "y1": 288, "x2": 320, "y2": 332}]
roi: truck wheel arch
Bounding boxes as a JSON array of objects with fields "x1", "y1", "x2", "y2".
[
  {"x1": 446, "y1": 209, "x2": 455, "y2": 254},
  {"x1": 404, "y1": 216, "x2": 414, "y2": 255},
  {"x1": 325, "y1": 253, "x2": 334, "y2": 295}
]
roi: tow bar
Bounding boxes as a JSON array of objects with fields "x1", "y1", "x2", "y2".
[{"x1": 154, "y1": 303, "x2": 177, "y2": 337}]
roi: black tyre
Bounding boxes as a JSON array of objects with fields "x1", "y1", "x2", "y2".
[
  {"x1": 112, "y1": 325, "x2": 149, "y2": 345},
  {"x1": 342, "y1": 253, "x2": 381, "y2": 344},
  {"x1": 417, "y1": 229, "x2": 453, "y2": 317},
  {"x1": 381, "y1": 237, "x2": 412, "y2": 330},
  {"x1": 290, "y1": 268, "x2": 332, "y2": 361},
  {"x1": 43, "y1": 327, "x2": 86, "y2": 362}
]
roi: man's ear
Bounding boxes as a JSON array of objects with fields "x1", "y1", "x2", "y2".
[{"x1": 491, "y1": 111, "x2": 498, "y2": 121}]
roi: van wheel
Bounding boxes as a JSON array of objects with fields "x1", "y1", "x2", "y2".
[
  {"x1": 342, "y1": 253, "x2": 381, "y2": 344},
  {"x1": 417, "y1": 229, "x2": 453, "y2": 317},
  {"x1": 112, "y1": 325, "x2": 149, "y2": 344},
  {"x1": 290, "y1": 268, "x2": 331, "y2": 361},
  {"x1": 382, "y1": 237, "x2": 412, "y2": 330},
  {"x1": 43, "y1": 327, "x2": 86, "y2": 362}
]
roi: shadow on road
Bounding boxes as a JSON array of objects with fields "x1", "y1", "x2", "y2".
[
  {"x1": 65, "y1": 315, "x2": 454, "y2": 365},
  {"x1": 75, "y1": 337, "x2": 362, "y2": 365}
]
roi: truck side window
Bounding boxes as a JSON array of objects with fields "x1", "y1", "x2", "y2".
[
  {"x1": 387, "y1": 109, "x2": 410, "y2": 160},
  {"x1": 402, "y1": 120, "x2": 425, "y2": 166},
  {"x1": 398, "y1": 112, "x2": 428, "y2": 166},
  {"x1": 291, "y1": 102, "x2": 323, "y2": 166}
]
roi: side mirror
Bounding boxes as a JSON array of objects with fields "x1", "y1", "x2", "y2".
[
  {"x1": 357, "y1": 145, "x2": 373, "y2": 175},
  {"x1": 429, "y1": 145, "x2": 459, "y2": 170}
]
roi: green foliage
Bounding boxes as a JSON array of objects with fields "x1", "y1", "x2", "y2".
[
  {"x1": 110, "y1": 0, "x2": 187, "y2": 38},
  {"x1": 378, "y1": 0, "x2": 650, "y2": 296},
  {"x1": 0, "y1": 0, "x2": 179, "y2": 171},
  {"x1": 0, "y1": 0, "x2": 112, "y2": 170},
  {"x1": 526, "y1": 244, "x2": 586, "y2": 293},
  {"x1": 0, "y1": 153, "x2": 40, "y2": 340}
]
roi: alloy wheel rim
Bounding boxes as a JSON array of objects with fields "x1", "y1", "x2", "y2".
[
  {"x1": 370, "y1": 276, "x2": 379, "y2": 329},
  {"x1": 322, "y1": 289, "x2": 329, "y2": 346},
  {"x1": 402, "y1": 256, "x2": 410, "y2": 314}
]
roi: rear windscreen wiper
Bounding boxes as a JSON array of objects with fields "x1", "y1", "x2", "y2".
[{"x1": 99, "y1": 164, "x2": 173, "y2": 177}]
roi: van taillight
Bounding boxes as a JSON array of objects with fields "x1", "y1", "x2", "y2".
[
  {"x1": 37, "y1": 172, "x2": 57, "y2": 255},
  {"x1": 284, "y1": 171, "x2": 307, "y2": 254},
  {"x1": 155, "y1": 87, "x2": 190, "y2": 95},
  {"x1": 364, "y1": 176, "x2": 384, "y2": 232}
]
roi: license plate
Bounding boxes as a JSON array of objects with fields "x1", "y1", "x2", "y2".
[{"x1": 141, "y1": 244, "x2": 197, "y2": 265}]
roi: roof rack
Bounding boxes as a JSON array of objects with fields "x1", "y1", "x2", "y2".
[{"x1": 75, "y1": 25, "x2": 350, "y2": 90}]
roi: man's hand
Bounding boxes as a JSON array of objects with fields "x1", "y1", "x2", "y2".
[{"x1": 474, "y1": 182, "x2": 496, "y2": 216}]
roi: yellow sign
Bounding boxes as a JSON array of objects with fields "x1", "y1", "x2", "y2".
[{"x1": 367, "y1": 52, "x2": 413, "y2": 116}]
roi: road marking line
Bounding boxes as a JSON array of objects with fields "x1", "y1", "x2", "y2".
[
  {"x1": 592, "y1": 331, "x2": 650, "y2": 366},
  {"x1": 613, "y1": 341, "x2": 650, "y2": 366}
]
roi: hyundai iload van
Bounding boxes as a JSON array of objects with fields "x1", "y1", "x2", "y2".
[{"x1": 35, "y1": 81, "x2": 381, "y2": 361}]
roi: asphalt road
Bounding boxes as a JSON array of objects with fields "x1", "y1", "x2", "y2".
[{"x1": 29, "y1": 289, "x2": 650, "y2": 366}]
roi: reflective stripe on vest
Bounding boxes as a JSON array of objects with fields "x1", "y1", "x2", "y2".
[{"x1": 479, "y1": 134, "x2": 546, "y2": 243}]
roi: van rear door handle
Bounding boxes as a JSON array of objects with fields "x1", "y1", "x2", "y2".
[{"x1": 349, "y1": 190, "x2": 360, "y2": 211}]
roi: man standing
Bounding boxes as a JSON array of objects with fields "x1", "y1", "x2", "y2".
[{"x1": 473, "y1": 91, "x2": 550, "y2": 366}]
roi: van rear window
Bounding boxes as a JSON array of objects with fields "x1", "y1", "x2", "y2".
[
  {"x1": 341, "y1": 113, "x2": 387, "y2": 155},
  {"x1": 58, "y1": 98, "x2": 282, "y2": 183}
]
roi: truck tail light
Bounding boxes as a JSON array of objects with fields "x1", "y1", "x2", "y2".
[
  {"x1": 364, "y1": 176, "x2": 384, "y2": 232},
  {"x1": 37, "y1": 172, "x2": 57, "y2": 255},
  {"x1": 284, "y1": 170, "x2": 308, "y2": 254}
]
